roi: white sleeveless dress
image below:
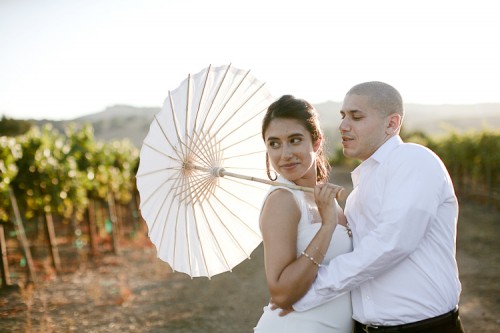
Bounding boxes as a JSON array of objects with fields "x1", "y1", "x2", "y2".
[{"x1": 254, "y1": 178, "x2": 353, "y2": 333}]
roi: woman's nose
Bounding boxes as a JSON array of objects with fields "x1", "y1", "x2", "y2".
[{"x1": 281, "y1": 144, "x2": 293, "y2": 159}]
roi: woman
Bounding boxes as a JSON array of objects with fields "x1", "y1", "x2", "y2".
[{"x1": 254, "y1": 95, "x2": 353, "y2": 332}]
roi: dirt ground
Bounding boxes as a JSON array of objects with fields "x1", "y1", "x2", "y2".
[{"x1": 0, "y1": 170, "x2": 499, "y2": 332}]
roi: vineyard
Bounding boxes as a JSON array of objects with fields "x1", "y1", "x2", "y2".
[
  {"x1": 1, "y1": 122, "x2": 499, "y2": 287},
  {"x1": 0, "y1": 122, "x2": 498, "y2": 331},
  {"x1": 0, "y1": 124, "x2": 141, "y2": 287}
]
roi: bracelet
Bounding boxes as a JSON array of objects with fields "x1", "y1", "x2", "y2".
[{"x1": 301, "y1": 251, "x2": 322, "y2": 267}]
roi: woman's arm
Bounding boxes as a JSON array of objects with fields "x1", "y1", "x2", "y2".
[{"x1": 260, "y1": 184, "x2": 341, "y2": 309}]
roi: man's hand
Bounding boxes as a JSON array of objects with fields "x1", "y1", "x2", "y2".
[{"x1": 270, "y1": 298, "x2": 295, "y2": 317}]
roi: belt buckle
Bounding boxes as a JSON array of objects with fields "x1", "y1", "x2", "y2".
[{"x1": 362, "y1": 324, "x2": 379, "y2": 332}]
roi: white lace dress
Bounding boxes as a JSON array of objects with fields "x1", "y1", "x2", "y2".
[{"x1": 254, "y1": 178, "x2": 353, "y2": 333}]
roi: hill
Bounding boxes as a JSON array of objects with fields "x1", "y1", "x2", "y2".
[
  {"x1": 35, "y1": 105, "x2": 159, "y2": 148},
  {"x1": 33, "y1": 102, "x2": 500, "y2": 149}
]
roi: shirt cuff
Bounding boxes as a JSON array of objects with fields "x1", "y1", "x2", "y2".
[{"x1": 293, "y1": 266, "x2": 331, "y2": 311}]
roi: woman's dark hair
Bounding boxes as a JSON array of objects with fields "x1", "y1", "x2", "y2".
[{"x1": 262, "y1": 95, "x2": 331, "y2": 183}]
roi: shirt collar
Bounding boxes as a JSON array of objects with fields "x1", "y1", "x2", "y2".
[
  {"x1": 370, "y1": 135, "x2": 403, "y2": 164},
  {"x1": 350, "y1": 136, "x2": 402, "y2": 187}
]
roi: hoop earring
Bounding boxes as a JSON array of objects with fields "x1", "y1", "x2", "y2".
[{"x1": 266, "y1": 154, "x2": 278, "y2": 181}]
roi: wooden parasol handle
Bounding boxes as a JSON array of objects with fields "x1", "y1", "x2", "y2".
[{"x1": 188, "y1": 164, "x2": 348, "y2": 201}]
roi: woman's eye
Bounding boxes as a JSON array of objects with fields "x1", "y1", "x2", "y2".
[
  {"x1": 291, "y1": 138, "x2": 302, "y2": 144},
  {"x1": 269, "y1": 141, "x2": 280, "y2": 148}
]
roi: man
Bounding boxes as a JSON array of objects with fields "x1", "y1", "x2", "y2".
[{"x1": 292, "y1": 82, "x2": 465, "y2": 332}]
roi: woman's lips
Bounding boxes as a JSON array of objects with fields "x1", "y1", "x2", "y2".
[{"x1": 280, "y1": 162, "x2": 299, "y2": 170}]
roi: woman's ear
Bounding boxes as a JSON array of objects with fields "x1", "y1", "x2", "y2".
[{"x1": 386, "y1": 113, "x2": 402, "y2": 135}]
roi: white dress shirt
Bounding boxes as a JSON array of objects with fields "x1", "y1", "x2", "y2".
[{"x1": 293, "y1": 136, "x2": 462, "y2": 326}]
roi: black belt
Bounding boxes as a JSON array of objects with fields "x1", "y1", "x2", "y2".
[{"x1": 354, "y1": 307, "x2": 460, "y2": 332}]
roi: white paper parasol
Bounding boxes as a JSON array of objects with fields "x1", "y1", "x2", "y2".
[{"x1": 136, "y1": 64, "x2": 278, "y2": 278}]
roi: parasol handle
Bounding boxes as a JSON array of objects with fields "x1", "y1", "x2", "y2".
[{"x1": 188, "y1": 164, "x2": 347, "y2": 201}]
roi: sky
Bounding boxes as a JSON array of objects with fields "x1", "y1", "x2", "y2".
[{"x1": 1, "y1": 0, "x2": 499, "y2": 120}]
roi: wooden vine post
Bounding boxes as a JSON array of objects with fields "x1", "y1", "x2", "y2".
[
  {"x1": 8, "y1": 187, "x2": 37, "y2": 284},
  {"x1": 0, "y1": 222, "x2": 11, "y2": 287},
  {"x1": 44, "y1": 212, "x2": 61, "y2": 273},
  {"x1": 107, "y1": 191, "x2": 119, "y2": 255},
  {"x1": 86, "y1": 199, "x2": 99, "y2": 257}
]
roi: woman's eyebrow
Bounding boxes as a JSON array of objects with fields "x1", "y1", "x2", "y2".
[{"x1": 267, "y1": 133, "x2": 304, "y2": 141}]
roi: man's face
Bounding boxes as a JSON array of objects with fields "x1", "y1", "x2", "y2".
[{"x1": 339, "y1": 94, "x2": 391, "y2": 161}]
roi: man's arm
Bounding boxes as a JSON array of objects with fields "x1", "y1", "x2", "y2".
[{"x1": 294, "y1": 146, "x2": 444, "y2": 311}]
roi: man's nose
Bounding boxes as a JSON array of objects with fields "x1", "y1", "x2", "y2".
[{"x1": 339, "y1": 118, "x2": 350, "y2": 132}]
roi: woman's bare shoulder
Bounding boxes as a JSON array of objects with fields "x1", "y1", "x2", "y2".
[{"x1": 260, "y1": 189, "x2": 300, "y2": 228}]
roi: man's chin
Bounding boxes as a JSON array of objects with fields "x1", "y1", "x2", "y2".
[{"x1": 342, "y1": 149, "x2": 354, "y2": 159}]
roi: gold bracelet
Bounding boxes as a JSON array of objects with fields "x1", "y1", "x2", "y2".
[{"x1": 301, "y1": 251, "x2": 322, "y2": 267}]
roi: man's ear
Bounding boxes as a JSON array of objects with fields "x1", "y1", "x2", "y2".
[{"x1": 386, "y1": 113, "x2": 402, "y2": 135}]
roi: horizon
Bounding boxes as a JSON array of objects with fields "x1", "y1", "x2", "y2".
[
  {"x1": 5, "y1": 100, "x2": 499, "y2": 123},
  {"x1": 4, "y1": 99, "x2": 500, "y2": 122},
  {"x1": 1, "y1": 0, "x2": 499, "y2": 121}
]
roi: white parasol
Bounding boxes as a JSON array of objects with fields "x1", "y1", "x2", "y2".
[{"x1": 136, "y1": 64, "x2": 278, "y2": 278}]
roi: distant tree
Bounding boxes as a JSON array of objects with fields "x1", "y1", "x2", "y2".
[{"x1": 0, "y1": 116, "x2": 33, "y2": 136}]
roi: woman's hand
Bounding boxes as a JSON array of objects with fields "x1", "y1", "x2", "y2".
[{"x1": 314, "y1": 183, "x2": 343, "y2": 228}]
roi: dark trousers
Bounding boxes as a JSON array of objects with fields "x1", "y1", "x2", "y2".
[{"x1": 353, "y1": 308, "x2": 465, "y2": 333}]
